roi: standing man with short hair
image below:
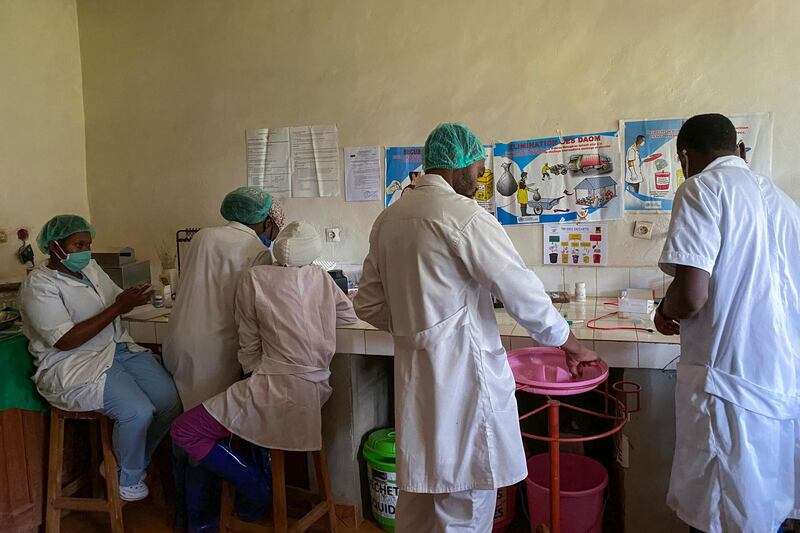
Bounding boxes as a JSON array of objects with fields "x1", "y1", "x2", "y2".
[
  {"x1": 655, "y1": 113, "x2": 800, "y2": 533},
  {"x1": 356, "y1": 123, "x2": 598, "y2": 532}
]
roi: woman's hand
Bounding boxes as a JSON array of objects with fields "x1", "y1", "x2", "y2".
[
  {"x1": 54, "y1": 284, "x2": 153, "y2": 351},
  {"x1": 114, "y1": 285, "x2": 154, "y2": 315}
]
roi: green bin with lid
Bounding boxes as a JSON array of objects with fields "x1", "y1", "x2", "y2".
[{"x1": 363, "y1": 428, "x2": 397, "y2": 532}]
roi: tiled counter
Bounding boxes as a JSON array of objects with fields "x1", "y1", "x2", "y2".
[
  {"x1": 334, "y1": 298, "x2": 680, "y2": 370},
  {"x1": 121, "y1": 297, "x2": 680, "y2": 523},
  {"x1": 124, "y1": 298, "x2": 681, "y2": 370}
]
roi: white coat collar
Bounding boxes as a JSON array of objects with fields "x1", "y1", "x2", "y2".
[
  {"x1": 416, "y1": 173, "x2": 455, "y2": 193},
  {"x1": 226, "y1": 221, "x2": 259, "y2": 238},
  {"x1": 702, "y1": 155, "x2": 749, "y2": 173}
]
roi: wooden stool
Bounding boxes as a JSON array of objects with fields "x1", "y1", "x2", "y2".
[
  {"x1": 219, "y1": 448, "x2": 337, "y2": 533},
  {"x1": 45, "y1": 408, "x2": 124, "y2": 533}
]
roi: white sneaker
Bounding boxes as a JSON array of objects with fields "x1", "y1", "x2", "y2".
[{"x1": 119, "y1": 480, "x2": 149, "y2": 502}]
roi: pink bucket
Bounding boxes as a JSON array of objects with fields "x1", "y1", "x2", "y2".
[
  {"x1": 493, "y1": 485, "x2": 516, "y2": 532},
  {"x1": 526, "y1": 453, "x2": 608, "y2": 533}
]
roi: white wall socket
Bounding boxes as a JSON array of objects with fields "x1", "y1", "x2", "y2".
[
  {"x1": 325, "y1": 227, "x2": 341, "y2": 243},
  {"x1": 0, "y1": 229, "x2": 7, "y2": 244},
  {"x1": 633, "y1": 221, "x2": 654, "y2": 240}
]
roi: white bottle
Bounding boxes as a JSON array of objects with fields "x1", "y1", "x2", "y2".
[
  {"x1": 163, "y1": 285, "x2": 173, "y2": 308},
  {"x1": 575, "y1": 282, "x2": 587, "y2": 302}
]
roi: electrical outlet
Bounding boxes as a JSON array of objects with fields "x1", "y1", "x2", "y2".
[
  {"x1": 0, "y1": 229, "x2": 7, "y2": 244},
  {"x1": 325, "y1": 227, "x2": 341, "y2": 243},
  {"x1": 633, "y1": 221, "x2": 654, "y2": 240}
]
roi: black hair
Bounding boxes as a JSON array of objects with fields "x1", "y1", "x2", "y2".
[
  {"x1": 635, "y1": 135, "x2": 645, "y2": 143},
  {"x1": 676, "y1": 113, "x2": 737, "y2": 153}
]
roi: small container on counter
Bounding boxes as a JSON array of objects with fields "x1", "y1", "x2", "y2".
[
  {"x1": 163, "y1": 285, "x2": 173, "y2": 308},
  {"x1": 153, "y1": 295, "x2": 164, "y2": 308},
  {"x1": 575, "y1": 282, "x2": 587, "y2": 302}
]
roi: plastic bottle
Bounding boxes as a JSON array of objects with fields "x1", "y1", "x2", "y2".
[
  {"x1": 163, "y1": 285, "x2": 173, "y2": 309},
  {"x1": 575, "y1": 282, "x2": 587, "y2": 302}
]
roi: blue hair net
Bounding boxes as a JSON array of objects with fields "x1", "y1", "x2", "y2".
[
  {"x1": 423, "y1": 123, "x2": 485, "y2": 171},
  {"x1": 220, "y1": 187, "x2": 274, "y2": 225},
  {"x1": 36, "y1": 215, "x2": 96, "y2": 254}
]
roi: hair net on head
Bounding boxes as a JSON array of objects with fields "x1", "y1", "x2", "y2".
[
  {"x1": 220, "y1": 187, "x2": 274, "y2": 225},
  {"x1": 36, "y1": 215, "x2": 96, "y2": 254},
  {"x1": 423, "y1": 123, "x2": 485, "y2": 171},
  {"x1": 272, "y1": 221, "x2": 322, "y2": 267}
]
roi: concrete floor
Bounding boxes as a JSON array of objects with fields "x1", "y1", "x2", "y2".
[{"x1": 61, "y1": 501, "x2": 385, "y2": 533}]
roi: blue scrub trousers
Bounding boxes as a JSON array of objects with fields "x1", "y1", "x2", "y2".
[{"x1": 100, "y1": 344, "x2": 182, "y2": 486}]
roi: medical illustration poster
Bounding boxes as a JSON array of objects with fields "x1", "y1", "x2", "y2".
[
  {"x1": 475, "y1": 145, "x2": 495, "y2": 215},
  {"x1": 385, "y1": 146, "x2": 423, "y2": 207},
  {"x1": 621, "y1": 112, "x2": 773, "y2": 212},
  {"x1": 543, "y1": 223, "x2": 608, "y2": 266},
  {"x1": 493, "y1": 132, "x2": 622, "y2": 225}
]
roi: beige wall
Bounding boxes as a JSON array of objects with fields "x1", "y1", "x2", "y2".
[
  {"x1": 75, "y1": 0, "x2": 799, "y2": 275},
  {"x1": 0, "y1": 0, "x2": 88, "y2": 282}
]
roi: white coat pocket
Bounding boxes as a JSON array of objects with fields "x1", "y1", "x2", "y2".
[
  {"x1": 674, "y1": 364, "x2": 716, "y2": 453},
  {"x1": 481, "y1": 347, "x2": 517, "y2": 412}
]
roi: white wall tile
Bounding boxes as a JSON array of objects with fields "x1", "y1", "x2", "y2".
[
  {"x1": 128, "y1": 321, "x2": 157, "y2": 344},
  {"x1": 509, "y1": 336, "x2": 537, "y2": 351},
  {"x1": 595, "y1": 340, "x2": 638, "y2": 368},
  {"x1": 596, "y1": 268, "x2": 631, "y2": 297},
  {"x1": 364, "y1": 331, "x2": 394, "y2": 356},
  {"x1": 629, "y1": 268, "x2": 663, "y2": 299},
  {"x1": 563, "y1": 268, "x2": 598, "y2": 299},
  {"x1": 530, "y1": 266, "x2": 564, "y2": 292},
  {"x1": 336, "y1": 329, "x2": 366, "y2": 354},
  {"x1": 638, "y1": 343, "x2": 680, "y2": 370},
  {"x1": 155, "y1": 322, "x2": 170, "y2": 344},
  {"x1": 662, "y1": 273, "x2": 673, "y2": 299}
]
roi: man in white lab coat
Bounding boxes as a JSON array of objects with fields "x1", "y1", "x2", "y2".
[
  {"x1": 355, "y1": 123, "x2": 598, "y2": 532},
  {"x1": 162, "y1": 186, "x2": 283, "y2": 532},
  {"x1": 654, "y1": 114, "x2": 800, "y2": 533},
  {"x1": 626, "y1": 134, "x2": 646, "y2": 194}
]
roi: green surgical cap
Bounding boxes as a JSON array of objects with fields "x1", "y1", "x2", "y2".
[
  {"x1": 220, "y1": 187, "x2": 274, "y2": 225},
  {"x1": 36, "y1": 215, "x2": 96, "y2": 254},
  {"x1": 423, "y1": 123, "x2": 485, "y2": 171}
]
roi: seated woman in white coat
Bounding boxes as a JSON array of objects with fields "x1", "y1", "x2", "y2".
[
  {"x1": 170, "y1": 221, "x2": 357, "y2": 520},
  {"x1": 20, "y1": 215, "x2": 181, "y2": 502}
]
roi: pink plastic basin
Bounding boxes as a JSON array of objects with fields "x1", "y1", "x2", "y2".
[{"x1": 507, "y1": 347, "x2": 608, "y2": 396}]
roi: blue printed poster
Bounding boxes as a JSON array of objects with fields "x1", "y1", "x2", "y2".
[
  {"x1": 493, "y1": 132, "x2": 623, "y2": 225},
  {"x1": 385, "y1": 146, "x2": 423, "y2": 207},
  {"x1": 621, "y1": 113, "x2": 772, "y2": 212},
  {"x1": 384, "y1": 145, "x2": 495, "y2": 215}
]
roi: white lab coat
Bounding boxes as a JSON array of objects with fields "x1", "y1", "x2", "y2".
[
  {"x1": 396, "y1": 489, "x2": 496, "y2": 532},
  {"x1": 163, "y1": 222, "x2": 272, "y2": 410},
  {"x1": 659, "y1": 156, "x2": 800, "y2": 533},
  {"x1": 203, "y1": 265, "x2": 357, "y2": 451},
  {"x1": 355, "y1": 174, "x2": 570, "y2": 494},
  {"x1": 19, "y1": 261, "x2": 144, "y2": 411},
  {"x1": 625, "y1": 144, "x2": 643, "y2": 184}
]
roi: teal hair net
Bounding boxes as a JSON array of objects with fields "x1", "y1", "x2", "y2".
[
  {"x1": 423, "y1": 123, "x2": 485, "y2": 171},
  {"x1": 36, "y1": 215, "x2": 96, "y2": 254},
  {"x1": 220, "y1": 187, "x2": 274, "y2": 225}
]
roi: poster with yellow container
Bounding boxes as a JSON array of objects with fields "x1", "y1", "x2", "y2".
[{"x1": 474, "y1": 145, "x2": 495, "y2": 215}]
